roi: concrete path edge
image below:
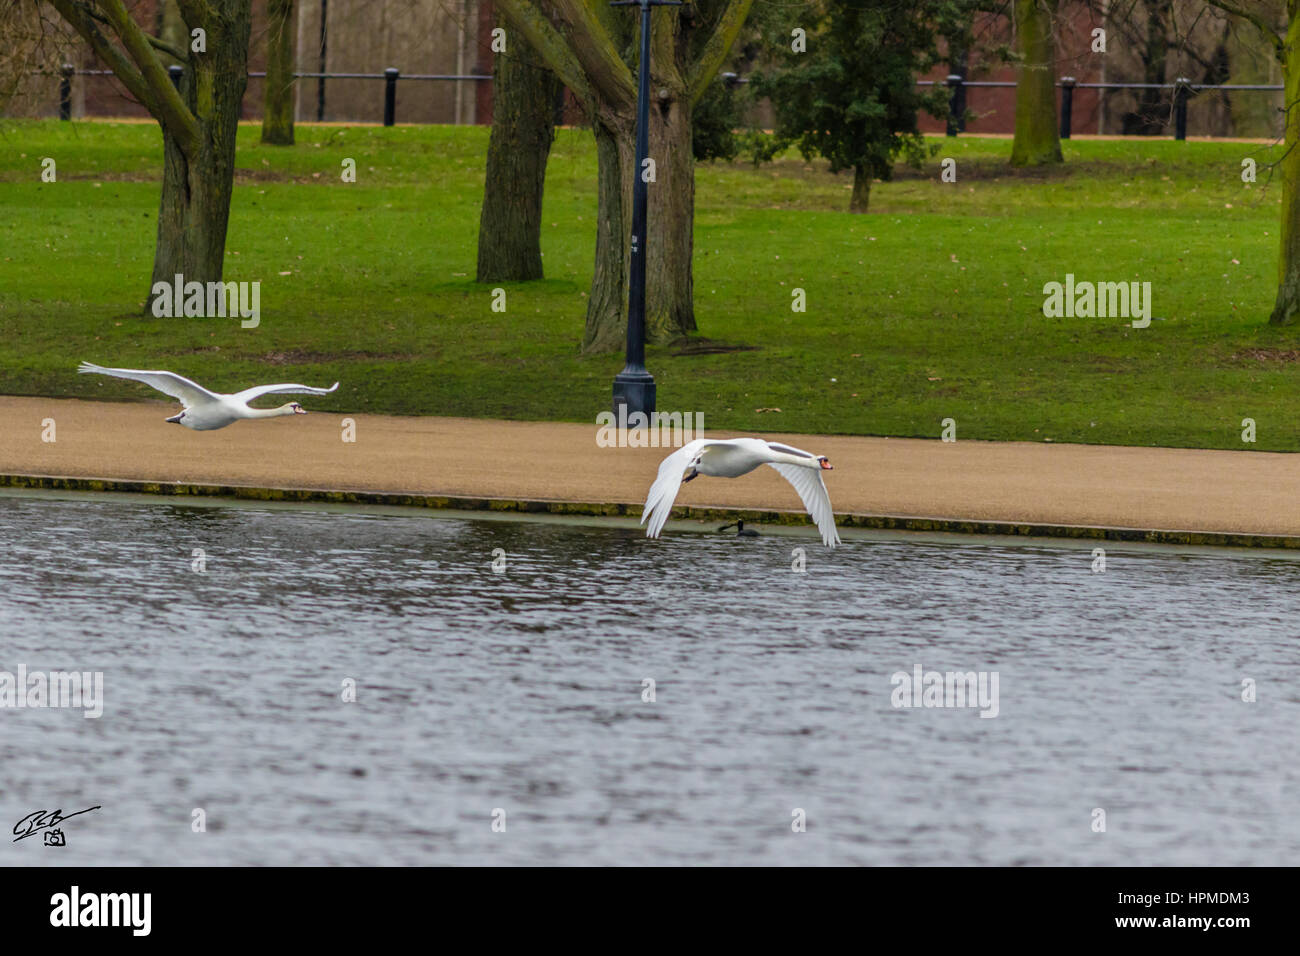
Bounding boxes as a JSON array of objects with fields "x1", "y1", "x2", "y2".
[{"x1": 5, "y1": 472, "x2": 1299, "y2": 550}]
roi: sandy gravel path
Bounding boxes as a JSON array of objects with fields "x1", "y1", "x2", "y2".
[{"x1": 3, "y1": 396, "x2": 1298, "y2": 538}]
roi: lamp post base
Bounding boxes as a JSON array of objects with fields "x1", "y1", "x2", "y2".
[{"x1": 612, "y1": 372, "x2": 656, "y2": 419}]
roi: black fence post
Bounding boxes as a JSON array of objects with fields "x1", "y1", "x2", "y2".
[
  {"x1": 317, "y1": 0, "x2": 328, "y2": 121},
  {"x1": 1059, "y1": 76, "x2": 1075, "y2": 140},
  {"x1": 167, "y1": 64, "x2": 183, "y2": 90},
  {"x1": 945, "y1": 74, "x2": 964, "y2": 137},
  {"x1": 383, "y1": 67, "x2": 399, "y2": 126},
  {"x1": 59, "y1": 64, "x2": 74, "y2": 120},
  {"x1": 1173, "y1": 77, "x2": 1190, "y2": 140}
]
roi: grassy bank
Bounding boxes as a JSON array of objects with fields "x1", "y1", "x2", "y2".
[{"x1": 0, "y1": 119, "x2": 1293, "y2": 449}]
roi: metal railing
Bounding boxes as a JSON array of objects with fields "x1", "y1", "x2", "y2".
[
  {"x1": 930, "y1": 74, "x2": 1283, "y2": 141},
  {"x1": 49, "y1": 65, "x2": 1286, "y2": 137},
  {"x1": 51, "y1": 64, "x2": 491, "y2": 126},
  {"x1": 721, "y1": 71, "x2": 1284, "y2": 141}
]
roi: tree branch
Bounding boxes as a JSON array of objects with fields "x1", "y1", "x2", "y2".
[
  {"x1": 686, "y1": 0, "x2": 753, "y2": 105},
  {"x1": 551, "y1": 0, "x2": 635, "y2": 108},
  {"x1": 174, "y1": 0, "x2": 215, "y2": 32},
  {"x1": 145, "y1": 32, "x2": 188, "y2": 62},
  {"x1": 496, "y1": 0, "x2": 596, "y2": 104},
  {"x1": 580, "y1": 0, "x2": 627, "y2": 49},
  {"x1": 48, "y1": 0, "x2": 155, "y2": 112},
  {"x1": 1206, "y1": 0, "x2": 1285, "y2": 62},
  {"x1": 650, "y1": 1, "x2": 685, "y2": 93},
  {"x1": 93, "y1": 0, "x2": 199, "y2": 152}
]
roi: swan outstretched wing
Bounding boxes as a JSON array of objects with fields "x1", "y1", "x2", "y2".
[
  {"x1": 641, "y1": 438, "x2": 715, "y2": 539},
  {"x1": 767, "y1": 462, "x2": 841, "y2": 548},
  {"x1": 78, "y1": 362, "x2": 219, "y2": 406},
  {"x1": 229, "y1": 381, "x2": 340, "y2": 405}
]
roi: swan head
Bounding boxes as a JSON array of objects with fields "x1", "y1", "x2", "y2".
[
  {"x1": 817, "y1": 456, "x2": 832, "y2": 470},
  {"x1": 287, "y1": 402, "x2": 307, "y2": 415}
]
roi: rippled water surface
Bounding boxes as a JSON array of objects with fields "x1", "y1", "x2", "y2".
[{"x1": 1, "y1": 493, "x2": 1297, "y2": 865}]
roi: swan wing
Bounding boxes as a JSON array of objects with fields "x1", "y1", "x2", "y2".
[
  {"x1": 78, "y1": 362, "x2": 218, "y2": 406},
  {"x1": 229, "y1": 381, "x2": 340, "y2": 405},
  {"x1": 767, "y1": 462, "x2": 841, "y2": 548},
  {"x1": 641, "y1": 438, "x2": 715, "y2": 539}
]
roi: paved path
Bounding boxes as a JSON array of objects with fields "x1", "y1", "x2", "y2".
[{"x1": 2, "y1": 396, "x2": 1298, "y2": 538}]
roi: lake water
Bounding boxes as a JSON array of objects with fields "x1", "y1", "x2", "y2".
[{"x1": 1, "y1": 492, "x2": 1297, "y2": 866}]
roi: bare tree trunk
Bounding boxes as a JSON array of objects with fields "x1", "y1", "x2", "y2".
[
  {"x1": 582, "y1": 114, "x2": 635, "y2": 353},
  {"x1": 582, "y1": 86, "x2": 696, "y2": 351},
  {"x1": 148, "y1": 6, "x2": 250, "y2": 309},
  {"x1": 494, "y1": 0, "x2": 753, "y2": 352},
  {"x1": 151, "y1": 130, "x2": 235, "y2": 297},
  {"x1": 1122, "y1": 0, "x2": 1171, "y2": 136},
  {"x1": 477, "y1": 31, "x2": 563, "y2": 282},
  {"x1": 850, "y1": 165, "x2": 871, "y2": 212},
  {"x1": 1206, "y1": 1, "x2": 1299, "y2": 324},
  {"x1": 645, "y1": 85, "x2": 696, "y2": 341},
  {"x1": 261, "y1": 0, "x2": 296, "y2": 145},
  {"x1": 48, "y1": 0, "x2": 252, "y2": 313},
  {"x1": 1010, "y1": 0, "x2": 1063, "y2": 166},
  {"x1": 1270, "y1": 13, "x2": 1300, "y2": 324}
]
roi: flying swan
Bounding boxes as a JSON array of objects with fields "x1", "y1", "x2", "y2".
[
  {"x1": 78, "y1": 362, "x2": 339, "y2": 431},
  {"x1": 641, "y1": 438, "x2": 841, "y2": 548}
]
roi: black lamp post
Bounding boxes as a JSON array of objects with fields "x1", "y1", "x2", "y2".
[{"x1": 610, "y1": 0, "x2": 681, "y2": 419}]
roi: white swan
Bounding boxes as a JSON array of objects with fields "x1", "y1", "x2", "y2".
[
  {"x1": 78, "y1": 362, "x2": 339, "y2": 431},
  {"x1": 642, "y1": 438, "x2": 841, "y2": 547}
]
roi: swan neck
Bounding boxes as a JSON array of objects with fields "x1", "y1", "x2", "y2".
[
  {"x1": 244, "y1": 404, "x2": 295, "y2": 419},
  {"x1": 771, "y1": 451, "x2": 818, "y2": 468}
]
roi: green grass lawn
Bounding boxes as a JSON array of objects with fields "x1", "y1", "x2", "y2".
[{"x1": 0, "y1": 119, "x2": 1294, "y2": 450}]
